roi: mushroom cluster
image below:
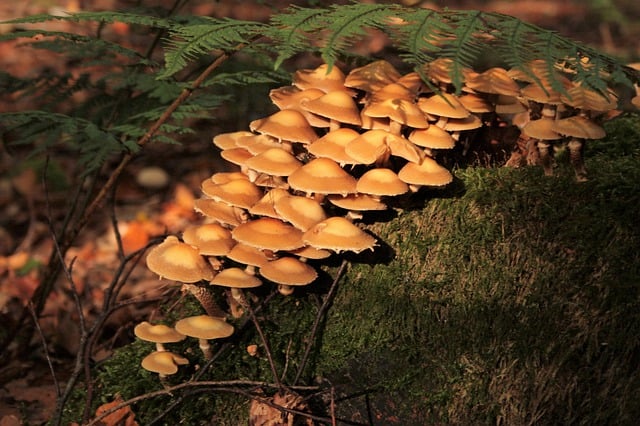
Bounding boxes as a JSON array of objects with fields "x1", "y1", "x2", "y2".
[{"x1": 146, "y1": 59, "x2": 628, "y2": 320}]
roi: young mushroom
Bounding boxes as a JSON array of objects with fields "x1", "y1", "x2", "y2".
[
  {"x1": 259, "y1": 257, "x2": 318, "y2": 296},
  {"x1": 134, "y1": 321, "x2": 186, "y2": 352},
  {"x1": 174, "y1": 314, "x2": 234, "y2": 360},
  {"x1": 146, "y1": 236, "x2": 214, "y2": 283},
  {"x1": 141, "y1": 350, "x2": 189, "y2": 379}
]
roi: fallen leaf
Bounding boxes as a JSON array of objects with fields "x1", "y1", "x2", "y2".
[{"x1": 93, "y1": 395, "x2": 139, "y2": 426}]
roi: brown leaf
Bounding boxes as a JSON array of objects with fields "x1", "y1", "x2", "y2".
[{"x1": 93, "y1": 395, "x2": 139, "y2": 426}]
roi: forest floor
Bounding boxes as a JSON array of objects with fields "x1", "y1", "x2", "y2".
[{"x1": 0, "y1": 0, "x2": 639, "y2": 424}]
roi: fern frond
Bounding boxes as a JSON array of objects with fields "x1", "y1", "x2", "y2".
[
  {"x1": 319, "y1": 3, "x2": 403, "y2": 68},
  {"x1": 0, "y1": 29, "x2": 154, "y2": 65},
  {"x1": 200, "y1": 70, "x2": 287, "y2": 88},
  {"x1": 160, "y1": 17, "x2": 267, "y2": 78},
  {"x1": 1, "y1": 11, "x2": 174, "y2": 29},
  {"x1": 266, "y1": 6, "x2": 328, "y2": 69}
]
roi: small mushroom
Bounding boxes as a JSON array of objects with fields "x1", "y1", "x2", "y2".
[
  {"x1": 303, "y1": 217, "x2": 376, "y2": 253},
  {"x1": 210, "y1": 267, "x2": 262, "y2": 306},
  {"x1": 146, "y1": 236, "x2": 214, "y2": 283},
  {"x1": 141, "y1": 350, "x2": 189, "y2": 378},
  {"x1": 174, "y1": 315, "x2": 234, "y2": 359},
  {"x1": 260, "y1": 257, "x2": 318, "y2": 296},
  {"x1": 182, "y1": 223, "x2": 235, "y2": 257},
  {"x1": 232, "y1": 217, "x2": 304, "y2": 251},
  {"x1": 287, "y1": 158, "x2": 357, "y2": 197},
  {"x1": 134, "y1": 321, "x2": 186, "y2": 352}
]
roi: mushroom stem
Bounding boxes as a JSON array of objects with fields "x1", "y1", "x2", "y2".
[
  {"x1": 156, "y1": 343, "x2": 166, "y2": 352},
  {"x1": 537, "y1": 140, "x2": 554, "y2": 176},
  {"x1": 181, "y1": 284, "x2": 227, "y2": 317},
  {"x1": 278, "y1": 284, "x2": 295, "y2": 296},
  {"x1": 568, "y1": 137, "x2": 588, "y2": 182},
  {"x1": 198, "y1": 338, "x2": 213, "y2": 360}
]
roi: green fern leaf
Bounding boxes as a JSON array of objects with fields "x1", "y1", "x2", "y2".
[
  {"x1": 160, "y1": 17, "x2": 267, "y2": 79},
  {"x1": 320, "y1": 3, "x2": 403, "y2": 68},
  {"x1": 266, "y1": 6, "x2": 328, "y2": 69}
]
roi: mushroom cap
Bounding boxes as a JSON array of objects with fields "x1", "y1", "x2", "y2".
[
  {"x1": 292, "y1": 63, "x2": 349, "y2": 93},
  {"x1": 134, "y1": 321, "x2": 186, "y2": 345},
  {"x1": 287, "y1": 158, "x2": 357, "y2": 196},
  {"x1": 560, "y1": 83, "x2": 618, "y2": 111},
  {"x1": 552, "y1": 115, "x2": 606, "y2": 139},
  {"x1": 274, "y1": 194, "x2": 327, "y2": 231},
  {"x1": 522, "y1": 117, "x2": 561, "y2": 140},
  {"x1": 269, "y1": 86, "x2": 330, "y2": 127},
  {"x1": 174, "y1": 315, "x2": 234, "y2": 340},
  {"x1": 306, "y1": 128, "x2": 362, "y2": 165},
  {"x1": 465, "y1": 67, "x2": 520, "y2": 97},
  {"x1": 194, "y1": 199, "x2": 247, "y2": 227},
  {"x1": 213, "y1": 131, "x2": 254, "y2": 150},
  {"x1": 249, "y1": 109, "x2": 319, "y2": 144},
  {"x1": 219, "y1": 147, "x2": 254, "y2": 168},
  {"x1": 209, "y1": 171, "x2": 249, "y2": 185},
  {"x1": 442, "y1": 114, "x2": 483, "y2": 132},
  {"x1": 290, "y1": 245, "x2": 333, "y2": 260},
  {"x1": 226, "y1": 243, "x2": 272, "y2": 268},
  {"x1": 201, "y1": 179, "x2": 263, "y2": 209},
  {"x1": 232, "y1": 217, "x2": 304, "y2": 251},
  {"x1": 236, "y1": 133, "x2": 287, "y2": 156},
  {"x1": 370, "y1": 82, "x2": 415, "y2": 103},
  {"x1": 327, "y1": 193, "x2": 388, "y2": 211},
  {"x1": 245, "y1": 147, "x2": 302, "y2": 177},
  {"x1": 344, "y1": 60, "x2": 402, "y2": 93},
  {"x1": 458, "y1": 93, "x2": 494, "y2": 113},
  {"x1": 356, "y1": 168, "x2": 409, "y2": 196},
  {"x1": 141, "y1": 351, "x2": 189, "y2": 376},
  {"x1": 363, "y1": 98, "x2": 429, "y2": 129},
  {"x1": 182, "y1": 223, "x2": 235, "y2": 257},
  {"x1": 408, "y1": 126, "x2": 456, "y2": 149},
  {"x1": 259, "y1": 257, "x2": 318, "y2": 286},
  {"x1": 146, "y1": 236, "x2": 214, "y2": 282},
  {"x1": 210, "y1": 267, "x2": 262, "y2": 289},
  {"x1": 300, "y1": 90, "x2": 362, "y2": 127},
  {"x1": 248, "y1": 188, "x2": 290, "y2": 219},
  {"x1": 398, "y1": 157, "x2": 453, "y2": 187},
  {"x1": 418, "y1": 93, "x2": 470, "y2": 119},
  {"x1": 346, "y1": 130, "x2": 422, "y2": 164},
  {"x1": 303, "y1": 217, "x2": 377, "y2": 253}
]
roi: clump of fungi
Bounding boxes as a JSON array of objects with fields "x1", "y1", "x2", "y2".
[{"x1": 142, "y1": 58, "x2": 634, "y2": 367}]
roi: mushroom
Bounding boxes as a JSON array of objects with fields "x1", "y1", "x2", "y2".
[
  {"x1": 344, "y1": 60, "x2": 402, "y2": 93},
  {"x1": 232, "y1": 217, "x2": 304, "y2": 252},
  {"x1": 248, "y1": 188, "x2": 290, "y2": 219},
  {"x1": 134, "y1": 321, "x2": 186, "y2": 352},
  {"x1": 259, "y1": 257, "x2": 318, "y2": 296},
  {"x1": 287, "y1": 157, "x2": 357, "y2": 198},
  {"x1": 306, "y1": 128, "x2": 363, "y2": 167},
  {"x1": 362, "y1": 97, "x2": 428, "y2": 135},
  {"x1": 274, "y1": 194, "x2": 327, "y2": 232},
  {"x1": 210, "y1": 267, "x2": 262, "y2": 310},
  {"x1": 213, "y1": 131, "x2": 255, "y2": 151},
  {"x1": 551, "y1": 113, "x2": 606, "y2": 181},
  {"x1": 249, "y1": 109, "x2": 319, "y2": 144},
  {"x1": 269, "y1": 86, "x2": 329, "y2": 127},
  {"x1": 182, "y1": 223, "x2": 235, "y2": 257},
  {"x1": 201, "y1": 178, "x2": 263, "y2": 210},
  {"x1": 146, "y1": 236, "x2": 214, "y2": 282},
  {"x1": 397, "y1": 156, "x2": 454, "y2": 192},
  {"x1": 174, "y1": 314, "x2": 234, "y2": 359},
  {"x1": 194, "y1": 198, "x2": 248, "y2": 227},
  {"x1": 303, "y1": 217, "x2": 376, "y2": 253},
  {"x1": 345, "y1": 129, "x2": 422, "y2": 166},
  {"x1": 356, "y1": 168, "x2": 408, "y2": 198},
  {"x1": 326, "y1": 193, "x2": 388, "y2": 220},
  {"x1": 521, "y1": 105, "x2": 561, "y2": 176},
  {"x1": 299, "y1": 90, "x2": 362, "y2": 131},
  {"x1": 141, "y1": 350, "x2": 189, "y2": 378},
  {"x1": 292, "y1": 63, "x2": 350, "y2": 93},
  {"x1": 226, "y1": 243, "x2": 273, "y2": 274},
  {"x1": 244, "y1": 147, "x2": 302, "y2": 179}
]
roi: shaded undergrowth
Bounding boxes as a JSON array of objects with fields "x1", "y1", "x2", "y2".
[{"x1": 93, "y1": 116, "x2": 640, "y2": 425}]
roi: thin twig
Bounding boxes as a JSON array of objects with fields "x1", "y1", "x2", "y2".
[
  {"x1": 293, "y1": 260, "x2": 349, "y2": 386},
  {"x1": 86, "y1": 380, "x2": 320, "y2": 426},
  {"x1": 240, "y1": 294, "x2": 283, "y2": 389},
  {"x1": 27, "y1": 302, "x2": 60, "y2": 399}
]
